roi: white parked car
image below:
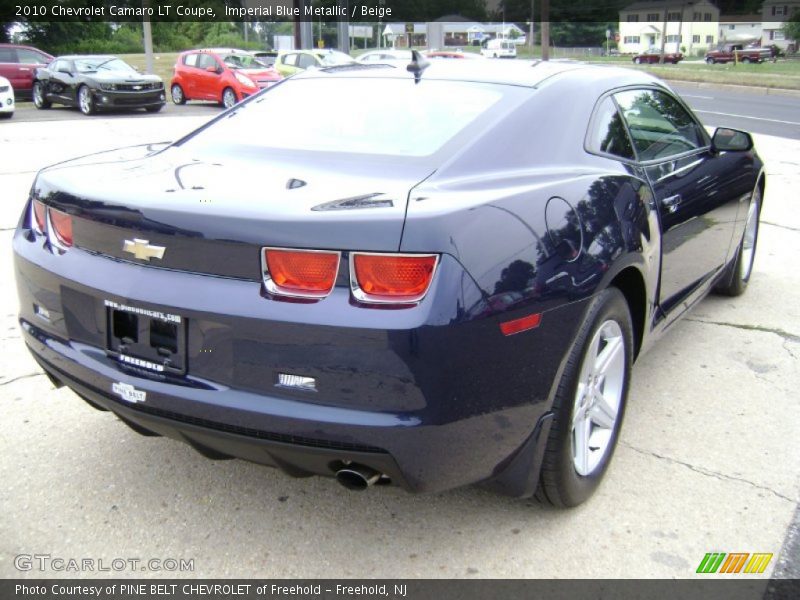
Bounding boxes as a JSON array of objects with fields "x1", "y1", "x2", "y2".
[
  {"x1": 355, "y1": 50, "x2": 413, "y2": 66},
  {"x1": 0, "y1": 75, "x2": 14, "y2": 119},
  {"x1": 481, "y1": 39, "x2": 517, "y2": 59}
]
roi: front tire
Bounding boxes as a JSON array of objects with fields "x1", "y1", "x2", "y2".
[
  {"x1": 78, "y1": 85, "x2": 95, "y2": 115},
  {"x1": 633, "y1": 57, "x2": 642, "y2": 64},
  {"x1": 221, "y1": 87, "x2": 237, "y2": 109},
  {"x1": 706, "y1": 57, "x2": 715, "y2": 64},
  {"x1": 714, "y1": 187, "x2": 761, "y2": 297},
  {"x1": 32, "y1": 81, "x2": 51, "y2": 109},
  {"x1": 0, "y1": 112, "x2": 12, "y2": 119},
  {"x1": 145, "y1": 105, "x2": 163, "y2": 113},
  {"x1": 536, "y1": 287, "x2": 633, "y2": 508}
]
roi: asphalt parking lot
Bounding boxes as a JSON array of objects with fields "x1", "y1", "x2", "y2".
[{"x1": 0, "y1": 93, "x2": 798, "y2": 580}]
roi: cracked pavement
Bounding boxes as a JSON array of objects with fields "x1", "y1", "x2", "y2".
[{"x1": 0, "y1": 117, "x2": 798, "y2": 580}]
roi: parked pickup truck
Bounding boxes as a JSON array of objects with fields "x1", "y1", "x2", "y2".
[{"x1": 705, "y1": 44, "x2": 771, "y2": 64}]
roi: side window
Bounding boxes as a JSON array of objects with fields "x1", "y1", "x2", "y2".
[
  {"x1": 183, "y1": 53, "x2": 198, "y2": 67},
  {"x1": 17, "y1": 49, "x2": 47, "y2": 64},
  {"x1": 614, "y1": 89, "x2": 705, "y2": 162},
  {"x1": 297, "y1": 54, "x2": 316, "y2": 69},
  {"x1": 197, "y1": 54, "x2": 218, "y2": 70},
  {"x1": 0, "y1": 48, "x2": 15, "y2": 62},
  {"x1": 50, "y1": 60, "x2": 65, "y2": 73},
  {"x1": 587, "y1": 96, "x2": 635, "y2": 160},
  {"x1": 283, "y1": 54, "x2": 298, "y2": 66}
]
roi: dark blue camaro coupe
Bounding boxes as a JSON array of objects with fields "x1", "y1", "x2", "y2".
[{"x1": 13, "y1": 59, "x2": 763, "y2": 506}]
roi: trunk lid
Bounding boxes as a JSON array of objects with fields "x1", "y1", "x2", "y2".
[{"x1": 34, "y1": 144, "x2": 433, "y2": 280}]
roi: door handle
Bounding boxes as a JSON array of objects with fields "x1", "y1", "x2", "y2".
[
  {"x1": 662, "y1": 194, "x2": 682, "y2": 213},
  {"x1": 20, "y1": 67, "x2": 30, "y2": 71}
]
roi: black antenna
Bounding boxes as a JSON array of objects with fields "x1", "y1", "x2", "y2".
[{"x1": 406, "y1": 50, "x2": 430, "y2": 84}]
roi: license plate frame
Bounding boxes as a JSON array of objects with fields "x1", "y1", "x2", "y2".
[{"x1": 105, "y1": 300, "x2": 187, "y2": 375}]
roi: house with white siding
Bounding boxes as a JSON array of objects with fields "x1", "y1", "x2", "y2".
[
  {"x1": 618, "y1": 0, "x2": 720, "y2": 55},
  {"x1": 760, "y1": 1, "x2": 800, "y2": 50}
]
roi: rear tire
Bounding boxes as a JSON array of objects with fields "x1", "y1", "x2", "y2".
[
  {"x1": 536, "y1": 287, "x2": 633, "y2": 508},
  {"x1": 171, "y1": 84, "x2": 186, "y2": 105},
  {"x1": 741, "y1": 57, "x2": 751, "y2": 64},
  {"x1": 32, "y1": 81, "x2": 51, "y2": 109},
  {"x1": 0, "y1": 112, "x2": 12, "y2": 119},
  {"x1": 714, "y1": 187, "x2": 761, "y2": 297}
]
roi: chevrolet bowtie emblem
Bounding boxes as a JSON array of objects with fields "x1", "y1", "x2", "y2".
[{"x1": 122, "y1": 238, "x2": 166, "y2": 261}]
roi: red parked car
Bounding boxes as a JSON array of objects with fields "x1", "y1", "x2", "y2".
[
  {"x1": 632, "y1": 49, "x2": 683, "y2": 64},
  {"x1": 170, "y1": 49, "x2": 282, "y2": 108},
  {"x1": 0, "y1": 43, "x2": 53, "y2": 98}
]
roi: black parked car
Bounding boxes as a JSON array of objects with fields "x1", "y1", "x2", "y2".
[
  {"x1": 32, "y1": 55, "x2": 166, "y2": 115},
  {"x1": 14, "y1": 60, "x2": 763, "y2": 507}
]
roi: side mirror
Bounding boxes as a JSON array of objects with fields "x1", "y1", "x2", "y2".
[
  {"x1": 206, "y1": 66, "x2": 220, "y2": 74},
  {"x1": 712, "y1": 128, "x2": 753, "y2": 152}
]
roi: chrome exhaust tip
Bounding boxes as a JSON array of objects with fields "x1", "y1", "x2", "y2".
[{"x1": 335, "y1": 465, "x2": 381, "y2": 491}]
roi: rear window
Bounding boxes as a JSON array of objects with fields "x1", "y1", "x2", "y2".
[{"x1": 181, "y1": 78, "x2": 505, "y2": 157}]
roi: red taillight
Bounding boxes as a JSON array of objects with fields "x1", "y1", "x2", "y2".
[
  {"x1": 49, "y1": 208, "x2": 73, "y2": 247},
  {"x1": 32, "y1": 200, "x2": 46, "y2": 233},
  {"x1": 263, "y1": 248, "x2": 340, "y2": 298},
  {"x1": 351, "y1": 253, "x2": 438, "y2": 303}
]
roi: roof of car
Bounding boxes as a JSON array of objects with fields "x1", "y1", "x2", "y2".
[
  {"x1": 297, "y1": 60, "x2": 660, "y2": 90},
  {"x1": 0, "y1": 43, "x2": 50, "y2": 50},
  {"x1": 278, "y1": 49, "x2": 347, "y2": 55},
  {"x1": 52, "y1": 55, "x2": 118, "y2": 61}
]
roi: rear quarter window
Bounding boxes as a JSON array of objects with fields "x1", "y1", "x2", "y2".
[{"x1": 586, "y1": 96, "x2": 635, "y2": 160}]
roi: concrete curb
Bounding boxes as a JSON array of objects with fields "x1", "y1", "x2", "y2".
[{"x1": 660, "y1": 78, "x2": 800, "y2": 98}]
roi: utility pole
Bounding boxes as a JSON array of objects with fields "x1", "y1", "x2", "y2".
[
  {"x1": 659, "y1": 6, "x2": 668, "y2": 63},
  {"x1": 142, "y1": 0, "x2": 154, "y2": 75},
  {"x1": 529, "y1": 0, "x2": 535, "y2": 52},
  {"x1": 541, "y1": 0, "x2": 550, "y2": 60},
  {"x1": 337, "y1": 0, "x2": 349, "y2": 54}
]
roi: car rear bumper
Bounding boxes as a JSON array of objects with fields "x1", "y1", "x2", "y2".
[{"x1": 14, "y1": 226, "x2": 586, "y2": 495}]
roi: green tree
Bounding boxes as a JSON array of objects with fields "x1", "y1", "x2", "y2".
[
  {"x1": 784, "y1": 13, "x2": 800, "y2": 44},
  {"x1": 20, "y1": 21, "x2": 115, "y2": 55}
]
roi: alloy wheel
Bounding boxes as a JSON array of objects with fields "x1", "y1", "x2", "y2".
[
  {"x1": 222, "y1": 89, "x2": 237, "y2": 109},
  {"x1": 571, "y1": 319, "x2": 625, "y2": 476},
  {"x1": 740, "y1": 198, "x2": 759, "y2": 281},
  {"x1": 33, "y1": 83, "x2": 43, "y2": 107},
  {"x1": 171, "y1": 85, "x2": 184, "y2": 104},
  {"x1": 79, "y1": 87, "x2": 93, "y2": 115}
]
